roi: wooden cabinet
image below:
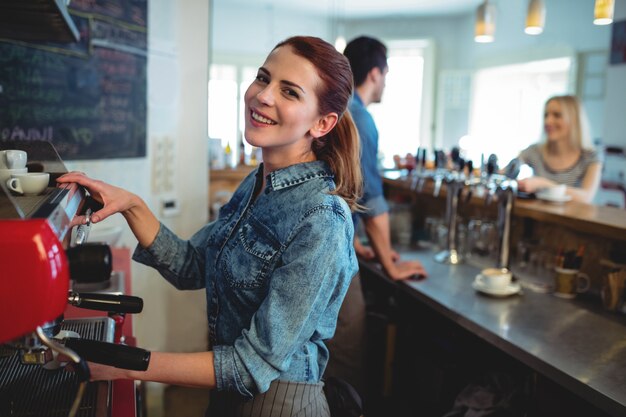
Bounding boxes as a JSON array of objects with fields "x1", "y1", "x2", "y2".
[{"x1": 208, "y1": 166, "x2": 255, "y2": 219}]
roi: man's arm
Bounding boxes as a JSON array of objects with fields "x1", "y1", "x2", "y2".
[{"x1": 363, "y1": 212, "x2": 426, "y2": 280}]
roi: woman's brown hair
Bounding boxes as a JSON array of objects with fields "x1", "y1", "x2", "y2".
[{"x1": 273, "y1": 36, "x2": 363, "y2": 211}]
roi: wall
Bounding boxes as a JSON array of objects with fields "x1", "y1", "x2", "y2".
[
  {"x1": 342, "y1": 0, "x2": 615, "y2": 150},
  {"x1": 605, "y1": 0, "x2": 626, "y2": 148},
  {"x1": 67, "y1": 0, "x2": 210, "y2": 354},
  {"x1": 211, "y1": 2, "x2": 331, "y2": 57}
]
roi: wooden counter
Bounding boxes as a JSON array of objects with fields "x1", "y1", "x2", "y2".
[
  {"x1": 382, "y1": 173, "x2": 626, "y2": 242},
  {"x1": 514, "y1": 199, "x2": 626, "y2": 239}
]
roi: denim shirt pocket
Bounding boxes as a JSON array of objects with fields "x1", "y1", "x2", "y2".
[{"x1": 220, "y1": 213, "x2": 281, "y2": 289}]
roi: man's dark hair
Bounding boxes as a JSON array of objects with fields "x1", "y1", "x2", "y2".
[{"x1": 343, "y1": 36, "x2": 388, "y2": 87}]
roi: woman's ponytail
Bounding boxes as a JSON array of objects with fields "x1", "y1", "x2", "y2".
[{"x1": 312, "y1": 111, "x2": 362, "y2": 211}]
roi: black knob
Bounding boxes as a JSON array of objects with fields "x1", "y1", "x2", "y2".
[
  {"x1": 64, "y1": 338, "x2": 151, "y2": 371},
  {"x1": 66, "y1": 243, "x2": 112, "y2": 283}
]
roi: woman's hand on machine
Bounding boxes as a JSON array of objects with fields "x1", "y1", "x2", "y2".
[{"x1": 57, "y1": 172, "x2": 139, "y2": 224}]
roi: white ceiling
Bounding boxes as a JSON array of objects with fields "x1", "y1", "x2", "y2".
[{"x1": 217, "y1": 0, "x2": 482, "y2": 18}]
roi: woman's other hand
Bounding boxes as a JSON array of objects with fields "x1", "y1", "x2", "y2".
[{"x1": 85, "y1": 361, "x2": 132, "y2": 381}]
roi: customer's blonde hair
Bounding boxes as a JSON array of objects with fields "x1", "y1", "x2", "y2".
[{"x1": 544, "y1": 95, "x2": 592, "y2": 150}]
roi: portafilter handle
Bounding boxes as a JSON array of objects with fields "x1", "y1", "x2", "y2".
[
  {"x1": 63, "y1": 337, "x2": 151, "y2": 371},
  {"x1": 68, "y1": 292, "x2": 143, "y2": 314}
]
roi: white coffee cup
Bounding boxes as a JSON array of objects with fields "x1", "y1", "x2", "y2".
[
  {"x1": 6, "y1": 172, "x2": 50, "y2": 196},
  {"x1": 0, "y1": 150, "x2": 27, "y2": 169},
  {"x1": 479, "y1": 267, "x2": 513, "y2": 289},
  {"x1": 543, "y1": 184, "x2": 566, "y2": 199},
  {"x1": 0, "y1": 167, "x2": 28, "y2": 183}
]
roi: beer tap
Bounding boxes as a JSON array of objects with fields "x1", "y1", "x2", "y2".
[
  {"x1": 410, "y1": 147, "x2": 423, "y2": 189},
  {"x1": 495, "y1": 179, "x2": 517, "y2": 270},
  {"x1": 483, "y1": 158, "x2": 498, "y2": 205},
  {"x1": 463, "y1": 160, "x2": 477, "y2": 203},
  {"x1": 432, "y1": 150, "x2": 447, "y2": 197},
  {"x1": 434, "y1": 170, "x2": 464, "y2": 265},
  {"x1": 412, "y1": 148, "x2": 430, "y2": 192}
]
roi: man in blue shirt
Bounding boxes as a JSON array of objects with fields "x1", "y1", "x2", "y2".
[
  {"x1": 345, "y1": 36, "x2": 426, "y2": 280},
  {"x1": 325, "y1": 36, "x2": 426, "y2": 404}
]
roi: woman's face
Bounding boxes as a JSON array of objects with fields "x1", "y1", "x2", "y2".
[
  {"x1": 544, "y1": 99, "x2": 571, "y2": 144},
  {"x1": 243, "y1": 45, "x2": 326, "y2": 159}
]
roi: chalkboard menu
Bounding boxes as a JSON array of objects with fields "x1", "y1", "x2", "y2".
[{"x1": 0, "y1": 0, "x2": 147, "y2": 160}]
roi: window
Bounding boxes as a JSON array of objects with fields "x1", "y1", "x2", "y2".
[
  {"x1": 208, "y1": 63, "x2": 258, "y2": 167},
  {"x1": 239, "y1": 67, "x2": 258, "y2": 160},
  {"x1": 369, "y1": 39, "x2": 433, "y2": 169},
  {"x1": 466, "y1": 57, "x2": 573, "y2": 166},
  {"x1": 209, "y1": 64, "x2": 238, "y2": 166}
]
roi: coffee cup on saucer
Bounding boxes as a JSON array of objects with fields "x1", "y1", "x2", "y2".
[
  {"x1": 478, "y1": 267, "x2": 513, "y2": 290},
  {"x1": 0, "y1": 168, "x2": 28, "y2": 183},
  {"x1": 6, "y1": 172, "x2": 50, "y2": 196},
  {"x1": 542, "y1": 184, "x2": 566, "y2": 199}
]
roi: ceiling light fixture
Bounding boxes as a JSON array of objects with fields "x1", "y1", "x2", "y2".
[
  {"x1": 594, "y1": 0, "x2": 614, "y2": 25},
  {"x1": 475, "y1": 0, "x2": 496, "y2": 43},
  {"x1": 330, "y1": 0, "x2": 346, "y2": 52},
  {"x1": 334, "y1": 36, "x2": 347, "y2": 53},
  {"x1": 525, "y1": 0, "x2": 545, "y2": 35}
]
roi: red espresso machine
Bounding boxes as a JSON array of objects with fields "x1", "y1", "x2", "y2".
[{"x1": 0, "y1": 141, "x2": 149, "y2": 417}]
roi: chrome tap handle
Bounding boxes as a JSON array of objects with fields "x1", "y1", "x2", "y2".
[
  {"x1": 416, "y1": 176, "x2": 427, "y2": 192},
  {"x1": 74, "y1": 208, "x2": 92, "y2": 245},
  {"x1": 434, "y1": 175, "x2": 464, "y2": 265},
  {"x1": 433, "y1": 176, "x2": 443, "y2": 197},
  {"x1": 496, "y1": 180, "x2": 517, "y2": 269}
]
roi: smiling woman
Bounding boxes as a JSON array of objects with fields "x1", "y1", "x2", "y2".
[{"x1": 57, "y1": 36, "x2": 363, "y2": 417}]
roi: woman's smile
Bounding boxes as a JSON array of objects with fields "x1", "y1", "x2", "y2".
[{"x1": 250, "y1": 108, "x2": 277, "y2": 126}]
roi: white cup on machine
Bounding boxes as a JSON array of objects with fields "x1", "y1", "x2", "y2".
[
  {"x1": 0, "y1": 167, "x2": 28, "y2": 183},
  {"x1": 6, "y1": 172, "x2": 50, "y2": 196},
  {"x1": 0, "y1": 150, "x2": 27, "y2": 169}
]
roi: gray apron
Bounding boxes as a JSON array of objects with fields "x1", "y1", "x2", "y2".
[{"x1": 207, "y1": 380, "x2": 330, "y2": 417}]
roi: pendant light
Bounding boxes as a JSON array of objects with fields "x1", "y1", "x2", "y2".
[
  {"x1": 331, "y1": 0, "x2": 347, "y2": 52},
  {"x1": 594, "y1": 0, "x2": 614, "y2": 25},
  {"x1": 334, "y1": 36, "x2": 347, "y2": 53},
  {"x1": 475, "y1": 0, "x2": 496, "y2": 43},
  {"x1": 525, "y1": 0, "x2": 545, "y2": 35}
]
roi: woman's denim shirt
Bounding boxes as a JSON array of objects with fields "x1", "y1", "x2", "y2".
[{"x1": 133, "y1": 161, "x2": 358, "y2": 398}]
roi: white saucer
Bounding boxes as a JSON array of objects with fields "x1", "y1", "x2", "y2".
[
  {"x1": 472, "y1": 275, "x2": 521, "y2": 297},
  {"x1": 536, "y1": 192, "x2": 572, "y2": 204}
]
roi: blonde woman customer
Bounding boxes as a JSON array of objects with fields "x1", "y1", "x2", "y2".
[{"x1": 516, "y1": 95, "x2": 603, "y2": 203}]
